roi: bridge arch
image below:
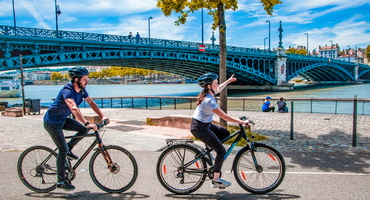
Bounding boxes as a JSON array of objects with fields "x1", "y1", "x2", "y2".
[
  {"x1": 2, "y1": 49, "x2": 276, "y2": 85},
  {"x1": 286, "y1": 62, "x2": 355, "y2": 82}
]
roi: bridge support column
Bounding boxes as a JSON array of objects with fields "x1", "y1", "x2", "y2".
[
  {"x1": 4, "y1": 41, "x2": 12, "y2": 59},
  {"x1": 354, "y1": 63, "x2": 359, "y2": 81},
  {"x1": 275, "y1": 48, "x2": 288, "y2": 85}
]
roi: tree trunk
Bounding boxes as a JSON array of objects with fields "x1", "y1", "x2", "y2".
[{"x1": 217, "y1": 3, "x2": 227, "y2": 128}]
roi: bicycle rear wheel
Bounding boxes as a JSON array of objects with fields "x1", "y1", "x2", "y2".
[
  {"x1": 17, "y1": 146, "x2": 57, "y2": 193},
  {"x1": 89, "y1": 145, "x2": 138, "y2": 193},
  {"x1": 233, "y1": 143, "x2": 286, "y2": 194},
  {"x1": 156, "y1": 144, "x2": 207, "y2": 194}
]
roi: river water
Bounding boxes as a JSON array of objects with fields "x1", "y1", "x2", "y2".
[{"x1": 1, "y1": 83, "x2": 369, "y2": 113}]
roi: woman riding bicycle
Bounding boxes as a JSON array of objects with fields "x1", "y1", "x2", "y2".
[
  {"x1": 190, "y1": 72, "x2": 248, "y2": 188},
  {"x1": 43, "y1": 67, "x2": 109, "y2": 191}
]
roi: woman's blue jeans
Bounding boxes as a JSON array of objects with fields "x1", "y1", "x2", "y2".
[{"x1": 43, "y1": 118, "x2": 88, "y2": 183}]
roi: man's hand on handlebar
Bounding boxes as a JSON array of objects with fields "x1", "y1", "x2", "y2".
[{"x1": 86, "y1": 123, "x2": 98, "y2": 131}]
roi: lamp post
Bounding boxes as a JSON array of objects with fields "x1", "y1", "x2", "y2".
[
  {"x1": 304, "y1": 32, "x2": 309, "y2": 55},
  {"x1": 12, "y1": 0, "x2": 17, "y2": 35},
  {"x1": 266, "y1": 20, "x2": 271, "y2": 51},
  {"x1": 55, "y1": 0, "x2": 61, "y2": 38},
  {"x1": 347, "y1": 45, "x2": 351, "y2": 62},
  {"x1": 201, "y1": 8, "x2": 204, "y2": 44},
  {"x1": 264, "y1": 37, "x2": 268, "y2": 51},
  {"x1": 329, "y1": 40, "x2": 333, "y2": 59},
  {"x1": 148, "y1": 16, "x2": 153, "y2": 44}
]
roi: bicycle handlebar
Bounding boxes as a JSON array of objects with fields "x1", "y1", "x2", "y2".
[{"x1": 239, "y1": 116, "x2": 255, "y2": 125}]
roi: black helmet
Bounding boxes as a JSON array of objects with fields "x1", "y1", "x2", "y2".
[
  {"x1": 68, "y1": 67, "x2": 89, "y2": 78},
  {"x1": 198, "y1": 72, "x2": 218, "y2": 88}
]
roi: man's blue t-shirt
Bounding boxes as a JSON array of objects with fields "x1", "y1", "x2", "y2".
[
  {"x1": 192, "y1": 94, "x2": 218, "y2": 123},
  {"x1": 261, "y1": 100, "x2": 271, "y2": 111},
  {"x1": 44, "y1": 83, "x2": 88, "y2": 124}
]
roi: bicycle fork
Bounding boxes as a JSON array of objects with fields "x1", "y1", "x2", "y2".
[{"x1": 98, "y1": 143, "x2": 119, "y2": 173}]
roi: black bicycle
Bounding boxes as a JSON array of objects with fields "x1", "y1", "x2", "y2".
[
  {"x1": 17, "y1": 121, "x2": 138, "y2": 193},
  {"x1": 156, "y1": 116, "x2": 286, "y2": 194}
]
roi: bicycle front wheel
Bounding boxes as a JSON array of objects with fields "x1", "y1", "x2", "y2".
[
  {"x1": 89, "y1": 145, "x2": 138, "y2": 193},
  {"x1": 156, "y1": 144, "x2": 207, "y2": 194},
  {"x1": 233, "y1": 143, "x2": 286, "y2": 194},
  {"x1": 17, "y1": 146, "x2": 57, "y2": 193}
]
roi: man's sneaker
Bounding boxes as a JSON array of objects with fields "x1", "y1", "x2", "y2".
[
  {"x1": 56, "y1": 181, "x2": 75, "y2": 191},
  {"x1": 211, "y1": 178, "x2": 231, "y2": 188},
  {"x1": 67, "y1": 151, "x2": 79, "y2": 160}
]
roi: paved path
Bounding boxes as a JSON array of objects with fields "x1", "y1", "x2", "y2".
[
  {"x1": 1, "y1": 108, "x2": 368, "y2": 153},
  {"x1": 1, "y1": 108, "x2": 370, "y2": 199}
]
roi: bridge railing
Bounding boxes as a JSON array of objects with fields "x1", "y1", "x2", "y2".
[
  {"x1": 78, "y1": 96, "x2": 370, "y2": 115},
  {"x1": 0, "y1": 25, "x2": 274, "y2": 54}
]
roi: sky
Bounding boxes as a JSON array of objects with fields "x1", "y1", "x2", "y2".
[{"x1": 0, "y1": 0, "x2": 369, "y2": 52}]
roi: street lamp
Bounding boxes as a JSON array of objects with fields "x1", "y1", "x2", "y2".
[
  {"x1": 55, "y1": 0, "x2": 61, "y2": 38},
  {"x1": 12, "y1": 0, "x2": 17, "y2": 35},
  {"x1": 329, "y1": 40, "x2": 333, "y2": 59},
  {"x1": 148, "y1": 16, "x2": 153, "y2": 44},
  {"x1": 266, "y1": 20, "x2": 271, "y2": 51},
  {"x1": 304, "y1": 32, "x2": 309, "y2": 55},
  {"x1": 347, "y1": 45, "x2": 351, "y2": 62},
  {"x1": 264, "y1": 37, "x2": 268, "y2": 50},
  {"x1": 201, "y1": 8, "x2": 204, "y2": 44}
]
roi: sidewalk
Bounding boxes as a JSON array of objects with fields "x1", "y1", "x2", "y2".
[{"x1": 0, "y1": 108, "x2": 369, "y2": 152}]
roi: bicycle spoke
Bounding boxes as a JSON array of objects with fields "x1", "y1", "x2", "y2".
[
  {"x1": 234, "y1": 144, "x2": 285, "y2": 194},
  {"x1": 156, "y1": 145, "x2": 206, "y2": 194},
  {"x1": 17, "y1": 146, "x2": 57, "y2": 193},
  {"x1": 90, "y1": 146, "x2": 138, "y2": 193}
]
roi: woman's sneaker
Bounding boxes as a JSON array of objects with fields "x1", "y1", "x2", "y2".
[
  {"x1": 56, "y1": 181, "x2": 75, "y2": 191},
  {"x1": 211, "y1": 178, "x2": 231, "y2": 188}
]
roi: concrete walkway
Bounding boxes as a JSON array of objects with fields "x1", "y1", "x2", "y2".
[{"x1": 0, "y1": 108, "x2": 369, "y2": 153}]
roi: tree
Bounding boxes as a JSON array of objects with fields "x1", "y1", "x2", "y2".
[
  {"x1": 366, "y1": 45, "x2": 370, "y2": 62},
  {"x1": 157, "y1": 0, "x2": 281, "y2": 127},
  {"x1": 286, "y1": 48, "x2": 307, "y2": 55},
  {"x1": 50, "y1": 72, "x2": 63, "y2": 80}
]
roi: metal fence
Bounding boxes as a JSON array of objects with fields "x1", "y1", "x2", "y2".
[{"x1": 82, "y1": 96, "x2": 370, "y2": 115}]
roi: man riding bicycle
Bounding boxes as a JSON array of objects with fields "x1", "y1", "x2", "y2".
[{"x1": 43, "y1": 67, "x2": 110, "y2": 191}]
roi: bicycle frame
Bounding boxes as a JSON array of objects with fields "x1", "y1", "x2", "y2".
[
  {"x1": 179, "y1": 123, "x2": 258, "y2": 174},
  {"x1": 54, "y1": 126, "x2": 111, "y2": 172}
]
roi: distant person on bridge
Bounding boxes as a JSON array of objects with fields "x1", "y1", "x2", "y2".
[
  {"x1": 191, "y1": 72, "x2": 249, "y2": 189},
  {"x1": 277, "y1": 97, "x2": 288, "y2": 113},
  {"x1": 262, "y1": 96, "x2": 275, "y2": 112},
  {"x1": 128, "y1": 32, "x2": 133, "y2": 40},
  {"x1": 135, "y1": 32, "x2": 140, "y2": 43},
  {"x1": 43, "y1": 67, "x2": 110, "y2": 191}
]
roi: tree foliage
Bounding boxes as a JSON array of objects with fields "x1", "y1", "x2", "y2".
[
  {"x1": 366, "y1": 45, "x2": 370, "y2": 62},
  {"x1": 286, "y1": 48, "x2": 307, "y2": 55},
  {"x1": 50, "y1": 72, "x2": 63, "y2": 80},
  {"x1": 156, "y1": 0, "x2": 281, "y2": 30}
]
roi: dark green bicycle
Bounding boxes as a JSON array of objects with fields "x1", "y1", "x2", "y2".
[{"x1": 156, "y1": 116, "x2": 286, "y2": 194}]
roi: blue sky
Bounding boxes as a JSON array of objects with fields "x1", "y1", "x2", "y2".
[{"x1": 1, "y1": 0, "x2": 369, "y2": 52}]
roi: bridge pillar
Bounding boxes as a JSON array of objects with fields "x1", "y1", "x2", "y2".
[
  {"x1": 4, "y1": 41, "x2": 12, "y2": 59},
  {"x1": 275, "y1": 48, "x2": 288, "y2": 85},
  {"x1": 354, "y1": 63, "x2": 359, "y2": 81}
]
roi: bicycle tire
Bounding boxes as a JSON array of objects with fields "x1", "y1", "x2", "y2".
[
  {"x1": 233, "y1": 143, "x2": 286, "y2": 194},
  {"x1": 156, "y1": 144, "x2": 207, "y2": 194},
  {"x1": 89, "y1": 145, "x2": 138, "y2": 193},
  {"x1": 17, "y1": 146, "x2": 57, "y2": 193}
]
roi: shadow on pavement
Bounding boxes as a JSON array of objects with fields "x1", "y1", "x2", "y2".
[
  {"x1": 274, "y1": 130, "x2": 370, "y2": 173},
  {"x1": 165, "y1": 191, "x2": 300, "y2": 200},
  {"x1": 25, "y1": 191, "x2": 149, "y2": 199}
]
